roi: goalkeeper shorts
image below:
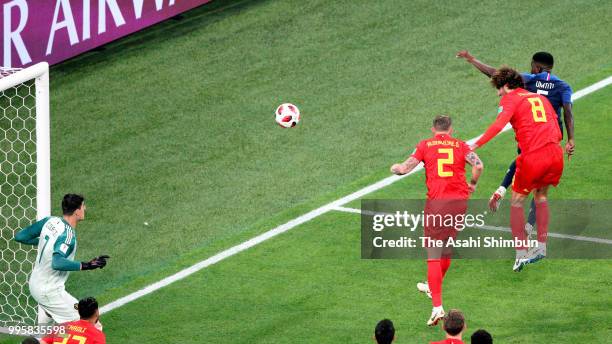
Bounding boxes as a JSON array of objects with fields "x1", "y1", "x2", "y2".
[{"x1": 31, "y1": 287, "x2": 79, "y2": 324}]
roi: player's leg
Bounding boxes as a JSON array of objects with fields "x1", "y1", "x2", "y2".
[
  {"x1": 525, "y1": 198, "x2": 537, "y2": 238},
  {"x1": 528, "y1": 143, "x2": 563, "y2": 262},
  {"x1": 440, "y1": 200, "x2": 463, "y2": 279},
  {"x1": 37, "y1": 305, "x2": 53, "y2": 325},
  {"x1": 510, "y1": 191, "x2": 530, "y2": 271},
  {"x1": 36, "y1": 289, "x2": 79, "y2": 324},
  {"x1": 419, "y1": 251, "x2": 451, "y2": 300},
  {"x1": 440, "y1": 252, "x2": 452, "y2": 279},
  {"x1": 425, "y1": 246, "x2": 445, "y2": 326},
  {"x1": 528, "y1": 185, "x2": 550, "y2": 263}
]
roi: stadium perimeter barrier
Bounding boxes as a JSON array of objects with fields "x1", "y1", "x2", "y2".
[{"x1": 1, "y1": 0, "x2": 213, "y2": 68}]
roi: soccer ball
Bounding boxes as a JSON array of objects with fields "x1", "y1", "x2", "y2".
[{"x1": 275, "y1": 103, "x2": 300, "y2": 128}]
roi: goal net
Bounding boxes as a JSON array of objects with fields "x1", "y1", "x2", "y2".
[{"x1": 0, "y1": 62, "x2": 50, "y2": 329}]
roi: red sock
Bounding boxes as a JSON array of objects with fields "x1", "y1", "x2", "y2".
[
  {"x1": 510, "y1": 205, "x2": 527, "y2": 250},
  {"x1": 535, "y1": 201, "x2": 549, "y2": 243},
  {"x1": 427, "y1": 259, "x2": 443, "y2": 307},
  {"x1": 440, "y1": 258, "x2": 451, "y2": 279}
]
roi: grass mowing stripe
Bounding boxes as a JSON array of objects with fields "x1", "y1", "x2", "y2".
[
  {"x1": 332, "y1": 206, "x2": 612, "y2": 245},
  {"x1": 99, "y1": 75, "x2": 612, "y2": 315}
]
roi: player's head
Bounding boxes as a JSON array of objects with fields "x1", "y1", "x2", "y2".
[
  {"x1": 471, "y1": 329, "x2": 493, "y2": 344},
  {"x1": 62, "y1": 193, "x2": 86, "y2": 220},
  {"x1": 530, "y1": 51, "x2": 554, "y2": 73},
  {"x1": 443, "y1": 309, "x2": 466, "y2": 337},
  {"x1": 374, "y1": 319, "x2": 395, "y2": 344},
  {"x1": 77, "y1": 296, "x2": 100, "y2": 323},
  {"x1": 21, "y1": 338, "x2": 40, "y2": 344},
  {"x1": 432, "y1": 115, "x2": 452, "y2": 134},
  {"x1": 491, "y1": 66, "x2": 524, "y2": 96}
]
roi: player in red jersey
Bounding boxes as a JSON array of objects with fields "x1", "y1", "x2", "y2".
[
  {"x1": 42, "y1": 297, "x2": 106, "y2": 344},
  {"x1": 430, "y1": 309, "x2": 466, "y2": 344},
  {"x1": 391, "y1": 115, "x2": 483, "y2": 326},
  {"x1": 471, "y1": 67, "x2": 563, "y2": 272}
]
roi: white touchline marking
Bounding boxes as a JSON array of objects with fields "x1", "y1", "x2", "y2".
[
  {"x1": 332, "y1": 206, "x2": 612, "y2": 245},
  {"x1": 99, "y1": 76, "x2": 612, "y2": 315}
]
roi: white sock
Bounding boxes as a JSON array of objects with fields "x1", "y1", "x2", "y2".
[
  {"x1": 516, "y1": 249, "x2": 527, "y2": 258},
  {"x1": 433, "y1": 305, "x2": 444, "y2": 313},
  {"x1": 537, "y1": 242, "x2": 547, "y2": 254}
]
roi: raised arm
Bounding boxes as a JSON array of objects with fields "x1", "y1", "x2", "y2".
[
  {"x1": 456, "y1": 50, "x2": 497, "y2": 77},
  {"x1": 465, "y1": 151, "x2": 484, "y2": 193},
  {"x1": 391, "y1": 156, "x2": 421, "y2": 176}
]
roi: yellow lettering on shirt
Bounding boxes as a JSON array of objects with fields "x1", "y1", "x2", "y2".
[{"x1": 426, "y1": 140, "x2": 459, "y2": 148}]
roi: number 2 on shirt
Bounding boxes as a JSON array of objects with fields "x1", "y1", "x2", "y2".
[
  {"x1": 527, "y1": 97, "x2": 547, "y2": 123},
  {"x1": 437, "y1": 148, "x2": 453, "y2": 177}
]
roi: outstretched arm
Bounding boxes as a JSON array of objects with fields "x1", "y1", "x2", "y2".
[
  {"x1": 472, "y1": 103, "x2": 515, "y2": 149},
  {"x1": 52, "y1": 254, "x2": 110, "y2": 271},
  {"x1": 14, "y1": 217, "x2": 48, "y2": 245},
  {"x1": 456, "y1": 50, "x2": 497, "y2": 77},
  {"x1": 52, "y1": 254, "x2": 82, "y2": 271},
  {"x1": 391, "y1": 156, "x2": 421, "y2": 175},
  {"x1": 465, "y1": 151, "x2": 484, "y2": 193},
  {"x1": 562, "y1": 103, "x2": 575, "y2": 159}
]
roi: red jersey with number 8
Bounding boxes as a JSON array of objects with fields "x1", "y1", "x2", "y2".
[
  {"x1": 474, "y1": 87, "x2": 564, "y2": 195},
  {"x1": 411, "y1": 133, "x2": 472, "y2": 200},
  {"x1": 478, "y1": 88, "x2": 562, "y2": 153}
]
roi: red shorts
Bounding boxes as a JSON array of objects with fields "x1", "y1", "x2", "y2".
[
  {"x1": 513, "y1": 144, "x2": 564, "y2": 195},
  {"x1": 423, "y1": 199, "x2": 468, "y2": 241}
]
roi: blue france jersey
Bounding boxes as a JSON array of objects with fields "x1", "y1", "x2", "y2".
[{"x1": 521, "y1": 72, "x2": 572, "y2": 121}]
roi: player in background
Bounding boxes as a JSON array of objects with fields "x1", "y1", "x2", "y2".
[
  {"x1": 373, "y1": 319, "x2": 396, "y2": 344},
  {"x1": 42, "y1": 297, "x2": 106, "y2": 344},
  {"x1": 456, "y1": 51, "x2": 574, "y2": 233},
  {"x1": 14, "y1": 194, "x2": 109, "y2": 326},
  {"x1": 470, "y1": 67, "x2": 563, "y2": 272},
  {"x1": 391, "y1": 115, "x2": 483, "y2": 326},
  {"x1": 430, "y1": 309, "x2": 466, "y2": 344}
]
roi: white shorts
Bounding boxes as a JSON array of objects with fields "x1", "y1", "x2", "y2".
[{"x1": 31, "y1": 287, "x2": 79, "y2": 324}]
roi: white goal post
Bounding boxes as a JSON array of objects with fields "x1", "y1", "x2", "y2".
[{"x1": 0, "y1": 62, "x2": 51, "y2": 329}]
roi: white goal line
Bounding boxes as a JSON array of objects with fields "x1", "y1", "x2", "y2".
[
  {"x1": 332, "y1": 206, "x2": 612, "y2": 245},
  {"x1": 99, "y1": 75, "x2": 612, "y2": 315}
]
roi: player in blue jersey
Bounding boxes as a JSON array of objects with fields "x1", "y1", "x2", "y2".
[{"x1": 456, "y1": 50, "x2": 575, "y2": 237}]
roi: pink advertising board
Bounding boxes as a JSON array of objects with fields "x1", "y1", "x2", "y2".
[{"x1": 1, "y1": 0, "x2": 213, "y2": 68}]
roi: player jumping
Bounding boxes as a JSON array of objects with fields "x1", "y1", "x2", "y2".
[
  {"x1": 14, "y1": 194, "x2": 109, "y2": 326},
  {"x1": 456, "y1": 51, "x2": 574, "y2": 237},
  {"x1": 391, "y1": 115, "x2": 483, "y2": 326},
  {"x1": 470, "y1": 67, "x2": 564, "y2": 272}
]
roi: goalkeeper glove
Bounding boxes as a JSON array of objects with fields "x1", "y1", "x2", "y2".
[{"x1": 81, "y1": 255, "x2": 110, "y2": 270}]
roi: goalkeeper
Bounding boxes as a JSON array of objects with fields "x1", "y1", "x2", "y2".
[{"x1": 14, "y1": 194, "x2": 109, "y2": 325}]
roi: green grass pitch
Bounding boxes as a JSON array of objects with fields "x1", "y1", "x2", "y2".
[{"x1": 2, "y1": 0, "x2": 612, "y2": 342}]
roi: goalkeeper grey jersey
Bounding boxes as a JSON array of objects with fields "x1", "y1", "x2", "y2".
[{"x1": 29, "y1": 216, "x2": 77, "y2": 293}]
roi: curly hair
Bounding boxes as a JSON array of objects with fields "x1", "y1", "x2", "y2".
[{"x1": 490, "y1": 66, "x2": 524, "y2": 90}]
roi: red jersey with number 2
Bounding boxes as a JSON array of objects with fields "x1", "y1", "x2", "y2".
[{"x1": 411, "y1": 133, "x2": 471, "y2": 200}]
